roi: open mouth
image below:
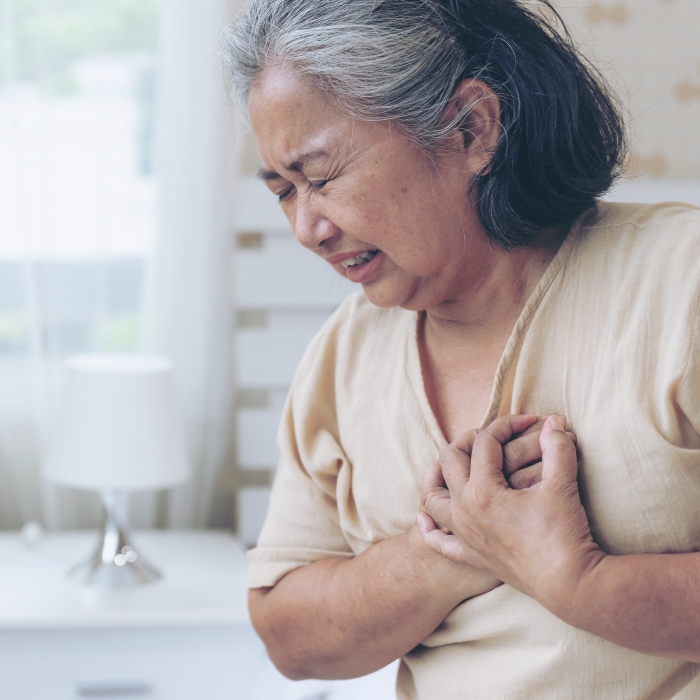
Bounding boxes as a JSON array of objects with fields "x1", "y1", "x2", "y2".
[{"x1": 340, "y1": 250, "x2": 379, "y2": 268}]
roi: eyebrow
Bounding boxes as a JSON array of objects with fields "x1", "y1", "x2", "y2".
[{"x1": 256, "y1": 148, "x2": 330, "y2": 181}]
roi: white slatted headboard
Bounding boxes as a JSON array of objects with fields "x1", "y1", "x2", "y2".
[{"x1": 232, "y1": 177, "x2": 355, "y2": 544}]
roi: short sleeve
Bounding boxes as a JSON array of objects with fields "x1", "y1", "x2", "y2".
[
  {"x1": 678, "y1": 292, "x2": 700, "y2": 439},
  {"x1": 246, "y1": 305, "x2": 355, "y2": 589},
  {"x1": 246, "y1": 450, "x2": 353, "y2": 588}
]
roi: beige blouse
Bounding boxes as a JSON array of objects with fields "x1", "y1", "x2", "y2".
[{"x1": 248, "y1": 201, "x2": 700, "y2": 699}]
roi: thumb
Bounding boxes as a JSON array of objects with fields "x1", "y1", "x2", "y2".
[{"x1": 540, "y1": 416, "x2": 578, "y2": 485}]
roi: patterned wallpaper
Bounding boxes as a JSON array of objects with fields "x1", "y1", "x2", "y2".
[{"x1": 553, "y1": 0, "x2": 700, "y2": 179}]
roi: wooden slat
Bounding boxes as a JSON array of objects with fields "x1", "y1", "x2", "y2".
[
  {"x1": 233, "y1": 248, "x2": 355, "y2": 308},
  {"x1": 236, "y1": 329, "x2": 317, "y2": 388}
]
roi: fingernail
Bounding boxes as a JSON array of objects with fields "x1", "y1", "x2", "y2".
[{"x1": 549, "y1": 415, "x2": 566, "y2": 430}]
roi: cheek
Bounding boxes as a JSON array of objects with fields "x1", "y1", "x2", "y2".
[{"x1": 341, "y1": 185, "x2": 437, "y2": 260}]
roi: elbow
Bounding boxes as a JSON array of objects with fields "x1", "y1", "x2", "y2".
[
  {"x1": 255, "y1": 625, "x2": 325, "y2": 681},
  {"x1": 255, "y1": 617, "x2": 333, "y2": 680},
  {"x1": 248, "y1": 587, "x2": 323, "y2": 680},
  {"x1": 258, "y1": 627, "x2": 365, "y2": 681},
  {"x1": 248, "y1": 585, "x2": 375, "y2": 680}
]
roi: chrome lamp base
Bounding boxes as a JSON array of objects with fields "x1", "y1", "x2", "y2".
[{"x1": 68, "y1": 491, "x2": 161, "y2": 588}]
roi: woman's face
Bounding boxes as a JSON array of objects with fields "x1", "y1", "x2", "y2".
[{"x1": 248, "y1": 65, "x2": 497, "y2": 311}]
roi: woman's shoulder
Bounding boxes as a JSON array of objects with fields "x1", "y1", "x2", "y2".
[
  {"x1": 582, "y1": 199, "x2": 700, "y2": 250},
  {"x1": 564, "y1": 201, "x2": 700, "y2": 360},
  {"x1": 575, "y1": 200, "x2": 700, "y2": 285},
  {"x1": 582, "y1": 201, "x2": 700, "y2": 233},
  {"x1": 291, "y1": 291, "x2": 412, "y2": 395}
]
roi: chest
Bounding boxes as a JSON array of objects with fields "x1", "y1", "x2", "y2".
[
  {"x1": 419, "y1": 333, "x2": 507, "y2": 442},
  {"x1": 424, "y1": 366, "x2": 495, "y2": 442},
  {"x1": 339, "y1": 329, "x2": 700, "y2": 558},
  {"x1": 507, "y1": 309, "x2": 700, "y2": 555},
  {"x1": 335, "y1": 332, "x2": 506, "y2": 548}
]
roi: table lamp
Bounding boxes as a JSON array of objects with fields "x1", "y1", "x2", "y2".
[{"x1": 42, "y1": 354, "x2": 190, "y2": 587}]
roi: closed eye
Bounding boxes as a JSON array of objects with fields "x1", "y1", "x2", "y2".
[
  {"x1": 278, "y1": 179, "x2": 328, "y2": 203},
  {"x1": 278, "y1": 186, "x2": 295, "y2": 203}
]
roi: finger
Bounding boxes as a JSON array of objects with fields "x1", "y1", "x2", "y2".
[
  {"x1": 517, "y1": 417, "x2": 547, "y2": 436},
  {"x1": 540, "y1": 416, "x2": 578, "y2": 485},
  {"x1": 419, "y1": 503, "x2": 452, "y2": 533},
  {"x1": 421, "y1": 484, "x2": 455, "y2": 533},
  {"x1": 503, "y1": 430, "x2": 542, "y2": 476},
  {"x1": 503, "y1": 428, "x2": 578, "y2": 477},
  {"x1": 470, "y1": 415, "x2": 539, "y2": 487},
  {"x1": 422, "y1": 458, "x2": 446, "y2": 493},
  {"x1": 417, "y1": 513, "x2": 469, "y2": 563},
  {"x1": 503, "y1": 430, "x2": 576, "y2": 477},
  {"x1": 421, "y1": 460, "x2": 456, "y2": 530},
  {"x1": 485, "y1": 414, "x2": 540, "y2": 444},
  {"x1": 438, "y1": 444, "x2": 471, "y2": 492},
  {"x1": 420, "y1": 458, "x2": 456, "y2": 531},
  {"x1": 449, "y1": 429, "x2": 479, "y2": 456},
  {"x1": 507, "y1": 461, "x2": 542, "y2": 490},
  {"x1": 502, "y1": 417, "x2": 577, "y2": 441}
]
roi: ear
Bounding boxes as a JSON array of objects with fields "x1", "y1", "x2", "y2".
[{"x1": 440, "y1": 79, "x2": 501, "y2": 174}]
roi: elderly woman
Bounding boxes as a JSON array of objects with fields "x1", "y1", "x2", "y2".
[{"x1": 224, "y1": 0, "x2": 700, "y2": 697}]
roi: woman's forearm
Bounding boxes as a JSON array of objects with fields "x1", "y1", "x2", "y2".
[
  {"x1": 563, "y1": 553, "x2": 700, "y2": 662},
  {"x1": 249, "y1": 525, "x2": 500, "y2": 680}
]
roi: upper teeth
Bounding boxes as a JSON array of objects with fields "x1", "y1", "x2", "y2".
[{"x1": 341, "y1": 251, "x2": 378, "y2": 268}]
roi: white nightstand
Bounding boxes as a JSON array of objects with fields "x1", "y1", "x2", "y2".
[{"x1": 0, "y1": 530, "x2": 266, "y2": 700}]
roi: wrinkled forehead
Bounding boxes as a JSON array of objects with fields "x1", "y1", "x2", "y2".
[{"x1": 248, "y1": 64, "x2": 350, "y2": 170}]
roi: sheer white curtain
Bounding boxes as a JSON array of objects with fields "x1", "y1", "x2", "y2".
[
  {"x1": 145, "y1": 0, "x2": 238, "y2": 528},
  {"x1": 0, "y1": 0, "x2": 238, "y2": 531}
]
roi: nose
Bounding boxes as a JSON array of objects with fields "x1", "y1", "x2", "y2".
[{"x1": 291, "y1": 191, "x2": 340, "y2": 250}]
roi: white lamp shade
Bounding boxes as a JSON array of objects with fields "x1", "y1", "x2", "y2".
[{"x1": 42, "y1": 354, "x2": 190, "y2": 491}]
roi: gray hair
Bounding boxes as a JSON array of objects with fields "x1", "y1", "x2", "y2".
[
  {"x1": 222, "y1": 0, "x2": 626, "y2": 248},
  {"x1": 222, "y1": 0, "x2": 474, "y2": 150}
]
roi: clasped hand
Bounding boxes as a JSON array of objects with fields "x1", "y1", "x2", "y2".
[{"x1": 418, "y1": 415, "x2": 605, "y2": 616}]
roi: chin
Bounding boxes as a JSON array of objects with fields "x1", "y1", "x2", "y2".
[{"x1": 361, "y1": 278, "x2": 423, "y2": 310}]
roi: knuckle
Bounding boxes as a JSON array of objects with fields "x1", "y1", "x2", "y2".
[
  {"x1": 438, "y1": 445, "x2": 454, "y2": 462},
  {"x1": 473, "y1": 429, "x2": 493, "y2": 447},
  {"x1": 422, "y1": 486, "x2": 439, "y2": 506},
  {"x1": 456, "y1": 429, "x2": 478, "y2": 444},
  {"x1": 509, "y1": 466, "x2": 540, "y2": 490},
  {"x1": 508, "y1": 471, "x2": 528, "y2": 490},
  {"x1": 437, "y1": 540, "x2": 451, "y2": 559},
  {"x1": 504, "y1": 441, "x2": 526, "y2": 468},
  {"x1": 421, "y1": 488, "x2": 437, "y2": 510},
  {"x1": 521, "y1": 418, "x2": 546, "y2": 436},
  {"x1": 547, "y1": 439, "x2": 576, "y2": 458},
  {"x1": 423, "y1": 459, "x2": 445, "y2": 489},
  {"x1": 427, "y1": 458, "x2": 443, "y2": 477},
  {"x1": 471, "y1": 485, "x2": 495, "y2": 510},
  {"x1": 442, "y1": 444, "x2": 469, "y2": 468}
]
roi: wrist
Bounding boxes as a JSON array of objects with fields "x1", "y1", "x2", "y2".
[
  {"x1": 406, "y1": 523, "x2": 500, "y2": 604},
  {"x1": 405, "y1": 524, "x2": 469, "y2": 604},
  {"x1": 543, "y1": 548, "x2": 609, "y2": 625}
]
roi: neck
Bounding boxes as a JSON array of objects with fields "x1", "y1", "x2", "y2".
[{"x1": 424, "y1": 227, "x2": 567, "y2": 343}]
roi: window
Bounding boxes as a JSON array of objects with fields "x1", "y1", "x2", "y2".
[{"x1": 0, "y1": 0, "x2": 160, "y2": 412}]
